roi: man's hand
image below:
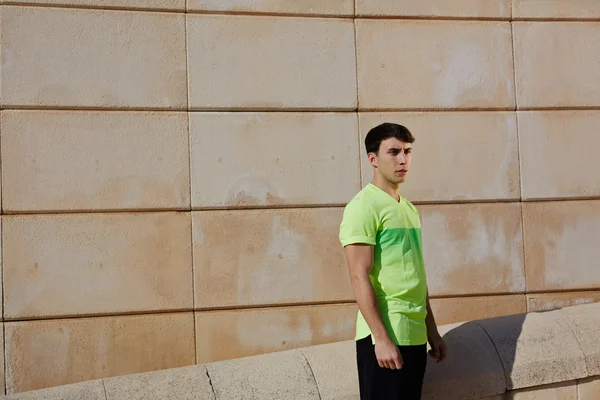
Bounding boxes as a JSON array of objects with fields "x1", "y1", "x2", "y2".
[
  {"x1": 428, "y1": 332, "x2": 448, "y2": 363},
  {"x1": 375, "y1": 338, "x2": 403, "y2": 369}
]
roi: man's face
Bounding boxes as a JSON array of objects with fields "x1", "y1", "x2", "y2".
[{"x1": 369, "y1": 137, "x2": 412, "y2": 184}]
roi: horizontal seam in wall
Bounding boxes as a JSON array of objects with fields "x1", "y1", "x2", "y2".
[
  {"x1": 526, "y1": 288, "x2": 600, "y2": 296},
  {"x1": 7, "y1": 198, "x2": 600, "y2": 216},
  {"x1": 512, "y1": 17, "x2": 600, "y2": 23},
  {"x1": 4, "y1": 292, "x2": 599, "y2": 323},
  {"x1": 355, "y1": 15, "x2": 511, "y2": 22},
  {"x1": 1, "y1": 2, "x2": 185, "y2": 14},
  {"x1": 430, "y1": 292, "x2": 526, "y2": 300},
  {"x1": 185, "y1": 10, "x2": 354, "y2": 19},
  {"x1": 2, "y1": 301, "x2": 359, "y2": 323},
  {"x1": 2, "y1": 107, "x2": 600, "y2": 113}
]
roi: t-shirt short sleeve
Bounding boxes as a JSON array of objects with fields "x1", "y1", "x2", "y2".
[{"x1": 339, "y1": 199, "x2": 378, "y2": 247}]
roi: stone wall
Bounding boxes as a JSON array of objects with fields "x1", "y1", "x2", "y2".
[{"x1": 1, "y1": 0, "x2": 599, "y2": 395}]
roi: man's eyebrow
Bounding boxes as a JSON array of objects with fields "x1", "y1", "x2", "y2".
[{"x1": 387, "y1": 146, "x2": 412, "y2": 152}]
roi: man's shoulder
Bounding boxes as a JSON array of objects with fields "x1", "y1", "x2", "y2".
[{"x1": 344, "y1": 186, "x2": 380, "y2": 214}]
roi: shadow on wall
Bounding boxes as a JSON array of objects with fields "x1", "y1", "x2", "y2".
[
  {"x1": 423, "y1": 301, "x2": 593, "y2": 399},
  {"x1": 422, "y1": 314, "x2": 526, "y2": 399}
]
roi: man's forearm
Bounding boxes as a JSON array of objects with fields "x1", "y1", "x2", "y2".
[
  {"x1": 425, "y1": 292, "x2": 439, "y2": 336},
  {"x1": 351, "y1": 275, "x2": 391, "y2": 343}
]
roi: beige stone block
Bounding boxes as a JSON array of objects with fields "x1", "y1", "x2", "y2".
[
  {"x1": 359, "y1": 112, "x2": 520, "y2": 201},
  {"x1": 356, "y1": 20, "x2": 515, "y2": 110},
  {"x1": 205, "y1": 349, "x2": 320, "y2": 400},
  {"x1": 422, "y1": 321, "x2": 506, "y2": 400},
  {"x1": 3, "y1": 380, "x2": 106, "y2": 400},
  {"x1": 527, "y1": 291, "x2": 600, "y2": 312},
  {"x1": 519, "y1": 111, "x2": 600, "y2": 200},
  {"x1": 557, "y1": 303, "x2": 600, "y2": 376},
  {"x1": 3, "y1": 213, "x2": 193, "y2": 319},
  {"x1": 190, "y1": 112, "x2": 360, "y2": 208},
  {"x1": 193, "y1": 209, "x2": 352, "y2": 308},
  {"x1": 513, "y1": 0, "x2": 600, "y2": 19},
  {"x1": 357, "y1": 0, "x2": 510, "y2": 18},
  {"x1": 419, "y1": 203, "x2": 525, "y2": 296},
  {"x1": 299, "y1": 341, "x2": 359, "y2": 400},
  {"x1": 0, "y1": 323, "x2": 4, "y2": 395},
  {"x1": 1, "y1": 7, "x2": 186, "y2": 108},
  {"x1": 8, "y1": 0, "x2": 184, "y2": 10},
  {"x1": 104, "y1": 365, "x2": 214, "y2": 400},
  {"x1": 508, "y1": 381, "x2": 578, "y2": 400},
  {"x1": 523, "y1": 201, "x2": 600, "y2": 292},
  {"x1": 187, "y1": 15, "x2": 356, "y2": 110},
  {"x1": 514, "y1": 23, "x2": 600, "y2": 108},
  {"x1": 195, "y1": 304, "x2": 357, "y2": 364},
  {"x1": 187, "y1": 0, "x2": 353, "y2": 16},
  {"x1": 1, "y1": 111, "x2": 190, "y2": 212},
  {"x1": 430, "y1": 295, "x2": 526, "y2": 326},
  {"x1": 5, "y1": 313, "x2": 195, "y2": 394},
  {"x1": 579, "y1": 376, "x2": 600, "y2": 400},
  {"x1": 477, "y1": 312, "x2": 587, "y2": 390}
]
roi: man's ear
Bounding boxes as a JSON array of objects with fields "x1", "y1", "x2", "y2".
[{"x1": 368, "y1": 152, "x2": 378, "y2": 168}]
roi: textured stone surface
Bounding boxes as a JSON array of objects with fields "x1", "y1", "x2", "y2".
[
  {"x1": 527, "y1": 292, "x2": 600, "y2": 312},
  {"x1": 1, "y1": 111, "x2": 190, "y2": 212},
  {"x1": 357, "y1": 0, "x2": 510, "y2": 18},
  {"x1": 189, "y1": 112, "x2": 360, "y2": 208},
  {"x1": 195, "y1": 304, "x2": 357, "y2": 364},
  {"x1": 187, "y1": 15, "x2": 356, "y2": 110},
  {"x1": 3, "y1": 213, "x2": 192, "y2": 319},
  {"x1": 578, "y1": 376, "x2": 600, "y2": 400},
  {"x1": 523, "y1": 201, "x2": 600, "y2": 292},
  {"x1": 359, "y1": 112, "x2": 519, "y2": 201},
  {"x1": 557, "y1": 303, "x2": 600, "y2": 376},
  {"x1": 205, "y1": 349, "x2": 320, "y2": 400},
  {"x1": 299, "y1": 340, "x2": 358, "y2": 400},
  {"x1": 5, "y1": 313, "x2": 195, "y2": 393},
  {"x1": 419, "y1": 203, "x2": 525, "y2": 296},
  {"x1": 187, "y1": 0, "x2": 353, "y2": 15},
  {"x1": 508, "y1": 381, "x2": 578, "y2": 400},
  {"x1": 422, "y1": 321, "x2": 506, "y2": 400},
  {"x1": 192, "y1": 209, "x2": 352, "y2": 308},
  {"x1": 1, "y1": 7, "x2": 186, "y2": 108},
  {"x1": 513, "y1": 0, "x2": 600, "y2": 19},
  {"x1": 356, "y1": 20, "x2": 515, "y2": 110},
  {"x1": 104, "y1": 365, "x2": 215, "y2": 400},
  {"x1": 514, "y1": 22, "x2": 600, "y2": 108},
  {"x1": 430, "y1": 295, "x2": 526, "y2": 326},
  {"x1": 3, "y1": 380, "x2": 106, "y2": 400},
  {"x1": 477, "y1": 312, "x2": 587, "y2": 390},
  {"x1": 519, "y1": 111, "x2": 600, "y2": 200},
  {"x1": 7, "y1": 0, "x2": 184, "y2": 10}
]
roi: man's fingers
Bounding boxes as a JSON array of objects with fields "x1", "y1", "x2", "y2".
[{"x1": 394, "y1": 356, "x2": 403, "y2": 370}]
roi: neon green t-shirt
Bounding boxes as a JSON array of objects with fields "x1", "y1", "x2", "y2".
[{"x1": 339, "y1": 183, "x2": 428, "y2": 346}]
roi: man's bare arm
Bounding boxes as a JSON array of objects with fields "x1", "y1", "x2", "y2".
[
  {"x1": 344, "y1": 243, "x2": 403, "y2": 369},
  {"x1": 425, "y1": 289, "x2": 448, "y2": 363}
]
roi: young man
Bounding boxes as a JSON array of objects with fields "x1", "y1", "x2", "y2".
[{"x1": 339, "y1": 123, "x2": 447, "y2": 399}]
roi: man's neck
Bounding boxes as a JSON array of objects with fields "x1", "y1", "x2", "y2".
[{"x1": 371, "y1": 176, "x2": 400, "y2": 202}]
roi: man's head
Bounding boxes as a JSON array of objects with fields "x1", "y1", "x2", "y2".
[{"x1": 365, "y1": 123, "x2": 415, "y2": 185}]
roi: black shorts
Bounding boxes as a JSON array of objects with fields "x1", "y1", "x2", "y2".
[{"x1": 356, "y1": 335, "x2": 427, "y2": 400}]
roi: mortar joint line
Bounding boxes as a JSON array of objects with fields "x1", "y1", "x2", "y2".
[{"x1": 298, "y1": 349, "x2": 322, "y2": 400}]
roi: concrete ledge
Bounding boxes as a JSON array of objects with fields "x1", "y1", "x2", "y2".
[
  {"x1": 298, "y1": 341, "x2": 359, "y2": 400},
  {"x1": 477, "y1": 310, "x2": 588, "y2": 390},
  {"x1": 422, "y1": 321, "x2": 506, "y2": 399},
  {"x1": 4, "y1": 303, "x2": 600, "y2": 399},
  {"x1": 205, "y1": 349, "x2": 319, "y2": 400},
  {"x1": 554, "y1": 302, "x2": 600, "y2": 376},
  {"x1": 103, "y1": 365, "x2": 214, "y2": 400}
]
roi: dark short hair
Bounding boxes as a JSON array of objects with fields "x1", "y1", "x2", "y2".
[{"x1": 365, "y1": 123, "x2": 415, "y2": 154}]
